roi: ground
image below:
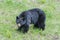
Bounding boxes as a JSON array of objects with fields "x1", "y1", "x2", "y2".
[{"x1": 0, "y1": 0, "x2": 60, "y2": 40}]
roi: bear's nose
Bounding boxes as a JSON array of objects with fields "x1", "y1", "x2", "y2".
[{"x1": 17, "y1": 23, "x2": 21, "y2": 27}]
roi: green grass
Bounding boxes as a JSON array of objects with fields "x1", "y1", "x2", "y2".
[{"x1": 0, "y1": 0, "x2": 60, "y2": 40}]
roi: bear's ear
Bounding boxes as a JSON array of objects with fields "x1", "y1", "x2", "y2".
[{"x1": 16, "y1": 16, "x2": 19, "y2": 19}]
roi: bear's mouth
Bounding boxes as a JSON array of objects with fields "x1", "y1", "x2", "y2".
[{"x1": 17, "y1": 23, "x2": 21, "y2": 27}]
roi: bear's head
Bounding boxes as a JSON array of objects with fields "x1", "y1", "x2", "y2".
[{"x1": 16, "y1": 16, "x2": 26, "y2": 28}]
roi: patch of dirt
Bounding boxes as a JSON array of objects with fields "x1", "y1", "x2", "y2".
[
  {"x1": 46, "y1": 34, "x2": 60, "y2": 40},
  {"x1": 0, "y1": 11, "x2": 4, "y2": 15},
  {"x1": 52, "y1": 34, "x2": 60, "y2": 40}
]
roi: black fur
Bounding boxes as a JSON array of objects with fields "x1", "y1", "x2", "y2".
[{"x1": 16, "y1": 8, "x2": 46, "y2": 33}]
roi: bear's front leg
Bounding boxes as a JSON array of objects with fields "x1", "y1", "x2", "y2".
[
  {"x1": 23, "y1": 13, "x2": 31, "y2": 33},
  {"x1": 23, "y1": 24, "x2": 29, "y2": 33}
]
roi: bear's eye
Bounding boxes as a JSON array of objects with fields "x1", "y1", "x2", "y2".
[
  {"x1": 20, "y1": 18, "x2": 23, "y2": 20},
  {"x1": 20, "y1": 17, "x2": 24, "y2": 20}
]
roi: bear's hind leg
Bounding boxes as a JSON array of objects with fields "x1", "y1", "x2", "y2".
[
  {"x1": 34, "y1": 23, "x2": 39, "y2": 28},
  {"x1": 39, "y1": 23, "x2": 45, "y2": 30}
]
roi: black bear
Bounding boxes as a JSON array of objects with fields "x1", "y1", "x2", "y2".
[{"x1": 16, "y1": 8, "x2": 46, "y2": 33}]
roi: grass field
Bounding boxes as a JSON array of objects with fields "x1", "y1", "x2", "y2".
[{"x1": 0, "y1": 0, "x2": 60, "y2": 40}]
